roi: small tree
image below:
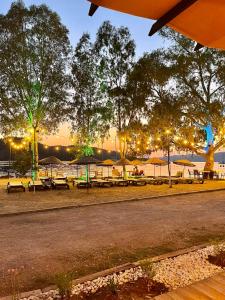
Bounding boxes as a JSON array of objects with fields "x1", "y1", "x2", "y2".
[
  {"x1": 12, "y1": 150, "x2": 32, "y2": 176},
  {"x1": 0, "y1": 1, "x2": 71, "y2": 179}
]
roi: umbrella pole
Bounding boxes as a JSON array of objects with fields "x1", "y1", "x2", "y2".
[
  {"x1": 154, "y1": 165, "x2": 155, "y2": 177},
  {"x1": 86, "y1": 164, "x2": 89, "y2": 193}
]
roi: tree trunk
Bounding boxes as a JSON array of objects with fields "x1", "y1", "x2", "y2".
[
  {"x1": 204, "y1": 145, "x2": 215, "y2": 172},
  {"x1": 32, "y1": 126, "x2": 39, "y2": 180},
  {"x1": 118, "y1": 132, "x2": 127, "y2": 179}
]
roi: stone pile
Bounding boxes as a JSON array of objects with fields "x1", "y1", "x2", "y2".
[{"x1": 17, "y1": 244, "x2": 224, "y2": 300}]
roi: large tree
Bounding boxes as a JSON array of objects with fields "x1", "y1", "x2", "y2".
[
  {"x1": 69, "y1": 33, "x2": 110, "y2": 155},
  {"x1": 94, "y1": 21, "x2": 137, "y2": 177},
  {"x1": 0, "y1": 1, "x2": 71, "y2": 179},
  {"x1": 160, "y1": 29, "x2": 225, "y2": 172}
]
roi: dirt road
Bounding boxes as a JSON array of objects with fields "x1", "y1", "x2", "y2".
[{"x1": 1, "y1": 190, "x2": 225, "y2": 295}]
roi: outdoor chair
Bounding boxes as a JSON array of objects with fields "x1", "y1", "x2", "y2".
[
  {"x1": 91, "y1": 178, "x2": 113, "y2": 187},
  {"x1": 188, "y1": 169, "x2": 194, "y2": 178},
  {"x1": 159, "y1": 176, "x2": 179, "y2": 185},
  {"x1": 73, "y1": 179, "x2": 92, "y2": 189},
  {"x1": 144, "y1": 177, "x2": 163, "y2": 185},
  {"x1": 51, "y1": 179, "x2": 69, "y2": 190},
  {"x1": 7, "y1": 182, "x2": 25, "y2": 193},
  {"x1": 40, "y1": 177, "x2": 52, "y2": 189},
  {"x1": 193, "y1": 169, "x2": 203, "y2": 179},
  {"x1": 177, "y1": 177, "x2": 204, "y2": 184},
  {"x1": 54, "y1": 176, "x2": 67, "y2": 181},
  {"x1": 127, "y1": 178, "x2": 147, "y2": 186},
  {"x1": 28, "y1": 180, "x2": 45, "y2": 191},
  {"x1": 107, "y1": 178, "x2": 129, "y2": 186},
  {"x1": 213, "y1": 171, "x2": 220, "y2": 180}
]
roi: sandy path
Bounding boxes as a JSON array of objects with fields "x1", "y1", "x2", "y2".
[{"x1": 1, "y1": 190, "x2": 225, "y2": 295}]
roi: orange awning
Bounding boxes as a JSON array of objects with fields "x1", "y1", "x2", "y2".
[{"x1": 88, "y1": 0, "x2": 225, "y2": 50}]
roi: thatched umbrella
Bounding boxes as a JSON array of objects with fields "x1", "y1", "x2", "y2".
[
  {"x1": 97, "y1": 159, "x2": 115, "y2": 177},
  {"x1": 88, "y1": 0, "x2": 225, "y2": 51},
  {"x1": 39, "y1": 156, "x2": 64, "y2": 178},
  {"x1": 131, "y1": 159, "x2": 144, "y2": 166},
  {"x1": 173, "y1": 159, "x2": 196, "y2": 177},
  {"x1": 145, "y1": 157, "x2": 167, "y2": 177},
  {"x1": 70, "y1": 156, "x2": 100, "y2": 184},
  {"x1": 115, "y1": 158, "x2": 132, "y2": 179}
]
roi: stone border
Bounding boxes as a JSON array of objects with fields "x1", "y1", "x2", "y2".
[
  {"x1": 0, "y1": 243, "x2": 209, "y2": 300},
  {"x1": 1, "y1": 187, "x2": 225, "y2": 217}
]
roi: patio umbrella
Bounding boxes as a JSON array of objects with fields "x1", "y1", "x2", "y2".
[
  {"x1": 39, "y1": 156, "x2": 64, "y2": 178},
  {"x1": 88, "y1": 0, "x2": 225, "y2": 50},
  {"x1": 145, "y1": 157, "x2": 167, "y2": 177},
  {"x1": 131, "y1": 159, "x2": 144, "y2": 166},
  {"x1": 97, "y1": 159, "x2": 115, "y2": 177},
  {"x1": 115, "y1": 158, "x2": 132, "y2": 166},
  {"x1": 173, "y1": 159, "x2": 196, "y2": 177},
  {"x1": 70, "y1": 156, "x2": 100, "y2": 185},
  {"x1": 115, "y1": 158, "x2": 132, "y2": 179}
]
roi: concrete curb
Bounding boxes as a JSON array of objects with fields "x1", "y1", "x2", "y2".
[
  {"x1": 0, "y1": 243, "x2": 209, "y2": 300},
  {"x1": 1, "y1": 187, "x2": 225, "y2": 218}
]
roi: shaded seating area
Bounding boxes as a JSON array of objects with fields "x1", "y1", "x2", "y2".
[{"x1": 7, "y1": 182, "x2": 25, "y2": 193}]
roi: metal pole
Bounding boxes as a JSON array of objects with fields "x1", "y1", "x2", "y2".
[
  {"x1": 8, "y1": 143, "x2": 12, "y2": 179},
  {"x1": 168, "y1": 145, "x2": 172, "y2": 188}
]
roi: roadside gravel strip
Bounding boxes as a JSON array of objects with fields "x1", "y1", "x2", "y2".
[{"x1": 5, "y1": 244, "x2": 223, "y2": 300}]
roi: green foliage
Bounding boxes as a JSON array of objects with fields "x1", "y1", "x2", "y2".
[
  {"x1": 0, "y1": 1, "x2": 71, "y2": 133},
  {"x1": 12, "y1": 150, "x2": 32, "y2": 176},
  {"x1": 70, "y1": 33, "x2": 111, "y2": 144},
  {"x1": 80, "y1": 144, "x2": 94, "y2": 157},
  {"x1": 139, "y1": 260, "x2": 156, "y2": 279},
  {"x1": 54, "y1": 272, "x2": 73, "y2": 299},
  {"x1": 107, "y1": 277, "x2": 119, "y2": 295},
  {"x1": 94, "y1": 21, "x2": 136, "y2": 133},
  {"x1": 159, "y1": 28, "x2": 225, "y2": 153}
]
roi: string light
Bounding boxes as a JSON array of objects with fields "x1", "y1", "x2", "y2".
[
  {"x1": 44, "y1": 145, "x2": 48, "y2": 149},
  {"x1": 55, "y1": 146, "x2": 59, "y2": 151}
]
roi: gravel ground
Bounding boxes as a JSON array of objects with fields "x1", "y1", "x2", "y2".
[
  {"x1": 1, "y1": 190, "x2": 225, "y2": 296},
  {"x1": 16, "y1": 245, "x2": 224, "y2": 300}
]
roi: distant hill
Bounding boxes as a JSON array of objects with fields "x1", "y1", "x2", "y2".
[
  {"x1": 1, "y1": 139, "x2": 225, "y2": 163},
  {"x1": 167, "y1": 152, "x2": 225, "y2": 164},
  {"x1": 0, "y1": 139, "x2": 120, "y2": 161}
]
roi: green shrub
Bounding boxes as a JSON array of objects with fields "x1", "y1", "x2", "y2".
[
  {"x1": 54, "y1": 272, "x2": 73, "y2": 299},
  {"x1": 139, "y1": 259, "x2": 156, "y2": 279}
]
